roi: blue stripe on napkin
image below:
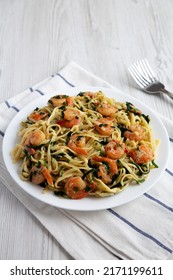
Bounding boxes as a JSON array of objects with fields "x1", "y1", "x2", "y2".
[
  {"x1": 56, "y1": 73, "x2": 75, "y2": 87},
  {"x1": 5, "y1": 101, "x2": 19, "y2": 112},
  {"x1": 0, "y1": 130, "x2": 4, "y2": 137},
  {"x1": 35, "y1": 89, "x2": 44, "y2": 96},
  {"x1": 165, "y1": 168, "x2": 173, "y2": 176},
  {"x1": 144, "y1": 193, "x2": 173, "y2": 212},
  {"x1": 108, "y1": 208, "x2": 172, "y2": 254}
]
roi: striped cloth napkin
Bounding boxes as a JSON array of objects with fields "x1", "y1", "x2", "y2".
[{"x1": 0, "y1": 62, "x2": 173, "y2": 260}]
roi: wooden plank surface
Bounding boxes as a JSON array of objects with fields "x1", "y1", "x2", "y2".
[{"x1": 0, "y1": 0, "x2": 173, "y2": 259}]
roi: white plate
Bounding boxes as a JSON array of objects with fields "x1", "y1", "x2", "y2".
[{"x1": 2, "y1": 86, "x2": 170, "y2": 211}]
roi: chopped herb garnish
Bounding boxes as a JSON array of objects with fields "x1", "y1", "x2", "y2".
[
  {"x1": 111, "y1": 173, "x2": 119, "y2": 184},
  {"x1": 111, "y1": 182, "x2": 123, "y2": 189},
  {"x1": 36, "y1": 161, "x2": 41, "y2": 168},
  {"x1": 77, "y1": 135, "x2": 84, "y2": 141},
  {"x1": 77, "y1": 92, "x2": 85, "y2": 96},
  {"x1": 117, "y1": 124, "x2": 127, "y2": 134},
  {"x1": 23, "y1": 149, "x2": 31, "y2": 159},
  {"x1": 66, "y1": 131, "x2": 73, "y2": 142},
  {"x1": 59, "y1": 105, "x2": 66, "y2": 110},
  {"x1": 48, "y1": 99, "x2": 53, "y2": 105},
  {"x1": 54, "y1": 191, "x2": 66, "y2": 197},
  {"x1": 99, "y1": 150, "x2": 105, "y2": 156},
  {"x1": 99, "y1": 123, "x2": 107, "y2": 127},
  {"x1": 90, "y1": 103, "x2": 96, "y2": 110},
  {"x1": 26, "y1": 143, "x2": 45, "y2": 149},
  {"x1": 141, "y1": 114, "x2": 150, "y2": 123},
  {"x1": 52, "y1": 153, "x2": 66, "y2": 159},
  {"x1": 74, "y1": 187, "x2": 79, "y2": 193},
  {"x1": 67, "y1": 150, "x2": 76, "y2": 158},
  {"x1": 135, "y1": 178, "x2": 145, "y2": 184},
  {"x1": 151, "y1": 160, "x2": 159, "y2": 168},
  {"x1": 82, "y1": 169, "x2": 96, "y2": 180},
  {"x1": 102, "y1": 161, "x2": 110, "y2": 172},
  {"x1": 126, "y1": 102, "x2": 150, "y2": 123},
  {"x1": 126, "y1": 102, "x2": 134, "y2": 112},
  {"x1": 85, "y1": 186, "x2": 92, "y2": 192},
  {"x1": 100, "y1": 139, "x2": 109, "y2": 145},
  {"x1": 53, "y1": 95, "x2": 69, "y2": 99}
]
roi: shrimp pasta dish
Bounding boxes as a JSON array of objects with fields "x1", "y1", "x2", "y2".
[{"x1": 12, "y1": 91, "x2": 158, "y2": 199}]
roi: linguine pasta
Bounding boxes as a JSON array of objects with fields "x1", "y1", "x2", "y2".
[{"x1": 12, "y1": 91, "x2": 158, "y2": 199}]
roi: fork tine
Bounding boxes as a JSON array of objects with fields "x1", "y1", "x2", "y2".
[
  {"x1": 136, "y1": 59, "x2": 153, "y2": 83},
  {"x1": 142, "y1": 59, "x2": 157, "y2": 82},
  {"x1": 132, "y1": 61, "x2": 151, "y2": 85},
  {"x1": 129, "y1": 63, "x2": 149, "y2": 88},
  {"x1": 128, "y1": 65, "x2": 147, "y2": 88},
  {"x1": 129, "y1": 65, "x2": 147, "y2": 87}
]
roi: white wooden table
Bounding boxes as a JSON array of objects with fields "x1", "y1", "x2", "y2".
[{"x1": 0, "y1": 0, "x2": 173, "y2": 259}]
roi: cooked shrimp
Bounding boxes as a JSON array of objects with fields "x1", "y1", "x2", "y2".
[
  {"x1": 28, "y1": 110, "x2": 48, "y2": 122},
  {"x1": 57, "y1": 109, "x2": 81, "y2": 128},
  {"x1": 124, "y1": 124, "x2": 147, "y2": 141},
  {"x1": 42, "y1": 166, "x2": 54, "y2": 186},
  {"x1": 64, "y1": 109, "x2": 80, "y2": 121},
  {"x1": 30, "y1": 164, "x2": 53, "y2": 186},
  {"x1": 68, "y1": 134, "x2": 87, "y2": 155},
  {"x1": 92, "y1": 156, "x2": 118, "y2": 175},
  {"x1": 129, "y1": 145, "x2": 153, "y2": 164},
  {"x1": 105, "y1": 140, "x2": 127, "y2": 159},
  {"x1": 65, "y1": 177, "x2": 92, "y2": 199},
  {"x1": 30, "y1": 165, "x2": 45, "y2": 185},
  {"x1": 97, "y1": 165, "x2": 112, "y2": 184},
  {"x1": 48, "y1": 95, "x2": 74, "y2": 107},
  {"x1": 95, "y1": 117, "x2": 115, "y2": 136},
  {"x1": 24, "y1": 129, "x2": 45, "y2": 155},
  {"x1": 25, "y1": 129, "x2": 45, "y2": 146},
  {"x1": 84, "y1": 92, "x2": 96, "y2": 98},
  {"x1": 92, "y1": 155, "x2": 118, "y2": 184},
  {"x1": 97, "y1": 103, "x2": 117, "y2": 117}
]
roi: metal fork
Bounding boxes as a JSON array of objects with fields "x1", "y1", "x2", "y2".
[{"x1": 128, "y1": 58, "x2": 173, "y2": 100}]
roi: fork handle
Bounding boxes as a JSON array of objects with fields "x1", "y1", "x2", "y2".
[{"x1": 160, "y1": 88, "x2": 173, "y2": 100}]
